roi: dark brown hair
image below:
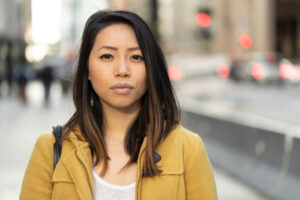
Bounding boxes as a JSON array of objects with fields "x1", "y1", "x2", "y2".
[{"x1": 64, "y1": 10, "x2": 180, "y2": 176}]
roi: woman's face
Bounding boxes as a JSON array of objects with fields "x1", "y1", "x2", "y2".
[{"x1": 88, "y1": 23, "x2": 147, "y2": 111}]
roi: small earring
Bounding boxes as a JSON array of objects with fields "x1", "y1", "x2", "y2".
[{"x1": 90, "y1": 97, "x2": 94, "y2": 107}]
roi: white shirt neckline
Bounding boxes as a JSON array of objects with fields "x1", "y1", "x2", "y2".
[{"x1": 92, "y1": 169, "x2": 136, "y2": 191}]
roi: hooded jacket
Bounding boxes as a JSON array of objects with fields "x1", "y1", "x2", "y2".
[{"x1": 20, "y1": 124, "x2": 218, "y2": 200}]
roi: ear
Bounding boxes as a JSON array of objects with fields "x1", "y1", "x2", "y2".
[{"x1": 88, "y1": 69, "x2": 91, "y2": 80}]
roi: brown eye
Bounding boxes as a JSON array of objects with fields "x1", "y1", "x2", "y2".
[
  {"x1": 131, "y1": 55, "x2": 144, "y2": 61},
  {"x1": 100, "y1": 54, "x2": 113, "y2": 59}
]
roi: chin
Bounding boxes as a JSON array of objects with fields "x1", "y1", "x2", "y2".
[
  {"x1": 99, "y1": 96, "x2": 142, "y2": 111},
  {"x1": 109, "y1": 100, "x2": 141, "y2": 111}
]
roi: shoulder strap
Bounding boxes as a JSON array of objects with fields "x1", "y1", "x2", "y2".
[{"x1": 52, "y1": 125, "x2": 63, "y2": 170}]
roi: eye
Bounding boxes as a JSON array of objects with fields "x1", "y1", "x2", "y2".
[
  {"x1": 131, "y1": 55, "x2": 144, "y2": 61},
  {"x1": 100, "y1": 54, "x2": 113, "y2": 60}
]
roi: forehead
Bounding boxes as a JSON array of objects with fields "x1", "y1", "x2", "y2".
[{"x1": 93, "y1": 23, "x2": 139, "y2": 47}]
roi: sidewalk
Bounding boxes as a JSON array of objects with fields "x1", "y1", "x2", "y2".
[{"x1": 0, "y1": 81, "x2": 267, "y2": 199}]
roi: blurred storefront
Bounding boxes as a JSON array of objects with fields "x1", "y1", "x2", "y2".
[{"x1": 275, "y1": 0, "x2": 300, "y2": 60}]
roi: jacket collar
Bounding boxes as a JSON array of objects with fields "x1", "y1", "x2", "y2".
[
  {"x1": 54, "y1": 126, "x2": 94, "y2": 199},
  {"x1": 59, "y1": 124, "x2": 184, "y2": 199}
]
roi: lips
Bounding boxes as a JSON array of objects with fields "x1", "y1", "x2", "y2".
[{"x1": 110, "y1": 83, "x2": 134, "y2": 95}]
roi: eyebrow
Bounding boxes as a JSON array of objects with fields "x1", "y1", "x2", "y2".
[{"x1": 99, "y1": 46, "x2": 140, "y2": 51}]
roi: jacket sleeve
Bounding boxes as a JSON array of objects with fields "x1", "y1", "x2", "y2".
[
  {"x1": 20, "y1": 133, "x2": 54, "y2": 200},
  {"x1": 184, "y1": 132, "x2": 218, "y2": 200}
]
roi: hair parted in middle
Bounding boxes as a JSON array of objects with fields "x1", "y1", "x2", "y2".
[{"x1": 64, "y1": 10, "x2": 180, "y2": 177}]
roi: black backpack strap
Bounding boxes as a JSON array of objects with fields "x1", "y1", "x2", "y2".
[{"x1": 52, "y1": 125, "x2": 63, "y2": 170}]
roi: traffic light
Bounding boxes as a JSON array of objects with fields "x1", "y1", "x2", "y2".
[
  {"x1": 196, "y1": 13, "x2": 211, "y2": 28},
  {"x1": 196, "y1": 8, "x2": 212, "y2": 40}
]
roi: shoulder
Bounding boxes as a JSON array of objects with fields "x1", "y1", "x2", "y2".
[
  {"x1": 35, "y1": 133, "x2": 55, "y2": 148},
  {"x1": 159, "y1": 124, "x2": 206, "y2": 160},
  {"x1": 169, "y1": 124, "x2": 208, "y2": 163},
  {"x1": 20, "y1": 133, "x2": 56, "y2": 199},
  {"x1": 167, "y1": 124, "x2": 205, "y2": 150},
  {"x1": 31, "y1": 133, "x2": 55, "y2": 159},
  {"x1": 180, "y1": 126, "x2": 205, "y2": 151}
]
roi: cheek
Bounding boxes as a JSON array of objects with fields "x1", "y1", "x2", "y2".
[
  {"x1": 88, "y1": 60, "x2": 106, "y2": 82},
  {"x1": 136, "y1": 69, "x2": 147, "y2": 91},
  {"x1": 88, "y1": 69, "x2": 107, "y2": 94}
]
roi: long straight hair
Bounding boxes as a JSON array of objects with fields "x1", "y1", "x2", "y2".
[{"x1": 64, "y1": 10, "x2": 180, "y2": 177}]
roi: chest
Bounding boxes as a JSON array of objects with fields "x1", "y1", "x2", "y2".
[
  {"x1": 52, "y1": 169, "x2": 185, "y2": 200},
  {"x1": 94, "y1": 146, "x2": 137, "y2": 186},
  {"x1": 51, "y1": 130, "x2": 186, "y2": 200}
]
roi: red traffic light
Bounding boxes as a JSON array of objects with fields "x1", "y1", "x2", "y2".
[{"x1": 196, "y1": 13, "x2": 211, "y2": 28}]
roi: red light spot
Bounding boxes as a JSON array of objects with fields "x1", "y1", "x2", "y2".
[
  {"x1": 196, "y1": 13, "x2": 211, "y2": 28},
  {"x1": 279, "y1": 63, "x2": 290, "y2": 79},
  {"x1": 217, "y1": 63, "x2": 230, "y2": 78},
  {"x1": 239, "y1": 34, "x2": 253, "y2": 49},
  {"x1": 279, "y1": 63, "x2": 295, "y2": 80},
  {"x1": 168, "y1": 66, "x2": 182, "y2": 81},
  {"x1": 252, "y1": 64, "x2": 264, "y2": 80}
]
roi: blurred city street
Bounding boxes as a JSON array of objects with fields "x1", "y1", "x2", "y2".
[
  {"x1": 1, "y1": 0, "x2": 300, "y2": 199},
  {"x1": 0, "y1": 81, "x2": 269, "y2": 200},
  {"x1": 178, "y1": 75, "x2": 300, "y2": 125},
  {"x1": 0, "y1": 81, "x2": 75, "y2": 199}
]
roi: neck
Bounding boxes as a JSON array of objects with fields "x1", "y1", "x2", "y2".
[{"x1": 102, "y1": 103, "x2": 141, "y2": 143}]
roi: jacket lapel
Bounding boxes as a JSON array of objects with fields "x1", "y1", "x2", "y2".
[
  {"x1": 61, "y1": 125, "x2": 183, "y2": 200},
  {"x1": 62, "y1": 143, "x2": 94, "y2": 200},
  {"x1": 60, "y1": 128, "x2": 95, "y2": 200}
]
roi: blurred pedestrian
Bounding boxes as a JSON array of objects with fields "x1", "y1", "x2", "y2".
[
  {"x1": 15, "y1": 59, "x2": 32, "y2": 104},
  {"x1": 5, "y1": 41, "x2": 14, "y2": 96},
  {"x1": 20, "y1": 10, "x2": 218, "y2": 200},
  {"x1": 39, "y1": 65, "x2": 54, "y2": 106}
]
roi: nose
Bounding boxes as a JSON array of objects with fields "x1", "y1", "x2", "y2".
[{"x1": 115, "y1": 57, "x2": 130, "y2": 78}]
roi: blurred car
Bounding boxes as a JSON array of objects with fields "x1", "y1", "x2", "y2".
[
  {"x1": 228, "y1": 59, "x2": 251, "y2": 81},
  {"x1": 279, "y1": 59, "x2": 300, "y2": 84},
  {"x1": 229, "y1": 51, "x2": 283, "y2": 84}
]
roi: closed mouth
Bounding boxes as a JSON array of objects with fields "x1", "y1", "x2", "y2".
[{"x1": 111, "y1": 83, "x2": 134, "y2": 89}]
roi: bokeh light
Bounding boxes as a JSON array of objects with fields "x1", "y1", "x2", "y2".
[
  {"x1": 279, "y1": 63, "x2": 295, "y2": 80},
  {"x1": 217, "y1": 63, "x2": 230, "y2": 78},
  {"x1": 168, "y1": 66, "x2": 182, "y2": 81},
  {"x1": 251, "y1": 63, "x2": 264, "y2": 80},
  {"x1": 196, "y1": 13, "x2": 211, "y2": 28},
  {"x1": 239, "y1": 34, "x2": 253, "y2": 49},
  {"x1": 31, "y1": 0, "x2": 61, "y2": 44}
]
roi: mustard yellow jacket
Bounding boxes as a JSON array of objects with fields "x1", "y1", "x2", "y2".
[{"x1": 20, "y1": 125, "x2": 218, "y2": 200}]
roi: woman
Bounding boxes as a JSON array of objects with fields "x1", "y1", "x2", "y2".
[{"x1": 20, "y1": 10, "x2": 218, "y2": 200}]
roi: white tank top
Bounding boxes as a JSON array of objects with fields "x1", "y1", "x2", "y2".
[{"x1": 92, "y1": 170, "x2": 136, "y2": 200}]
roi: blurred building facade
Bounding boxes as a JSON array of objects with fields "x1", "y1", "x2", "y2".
[
  {"x1": 275, "y1": 0, "x2": 300, "y2": 60},
  {"x1": 118, "y1": 0, "x2": 300, "y2": 61},
  {"x1": 1, "y1": 0, "x2": 299, "y2": 79},
  {"x1": 0, "y1": 0, "x2": 29, "y2": 94},
  {"x1": 213, "y1": 0, "x2": 274, "y2": 58},
  {"x1": 213, "y1": 0, "x2": 300, "y2": 61}
]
